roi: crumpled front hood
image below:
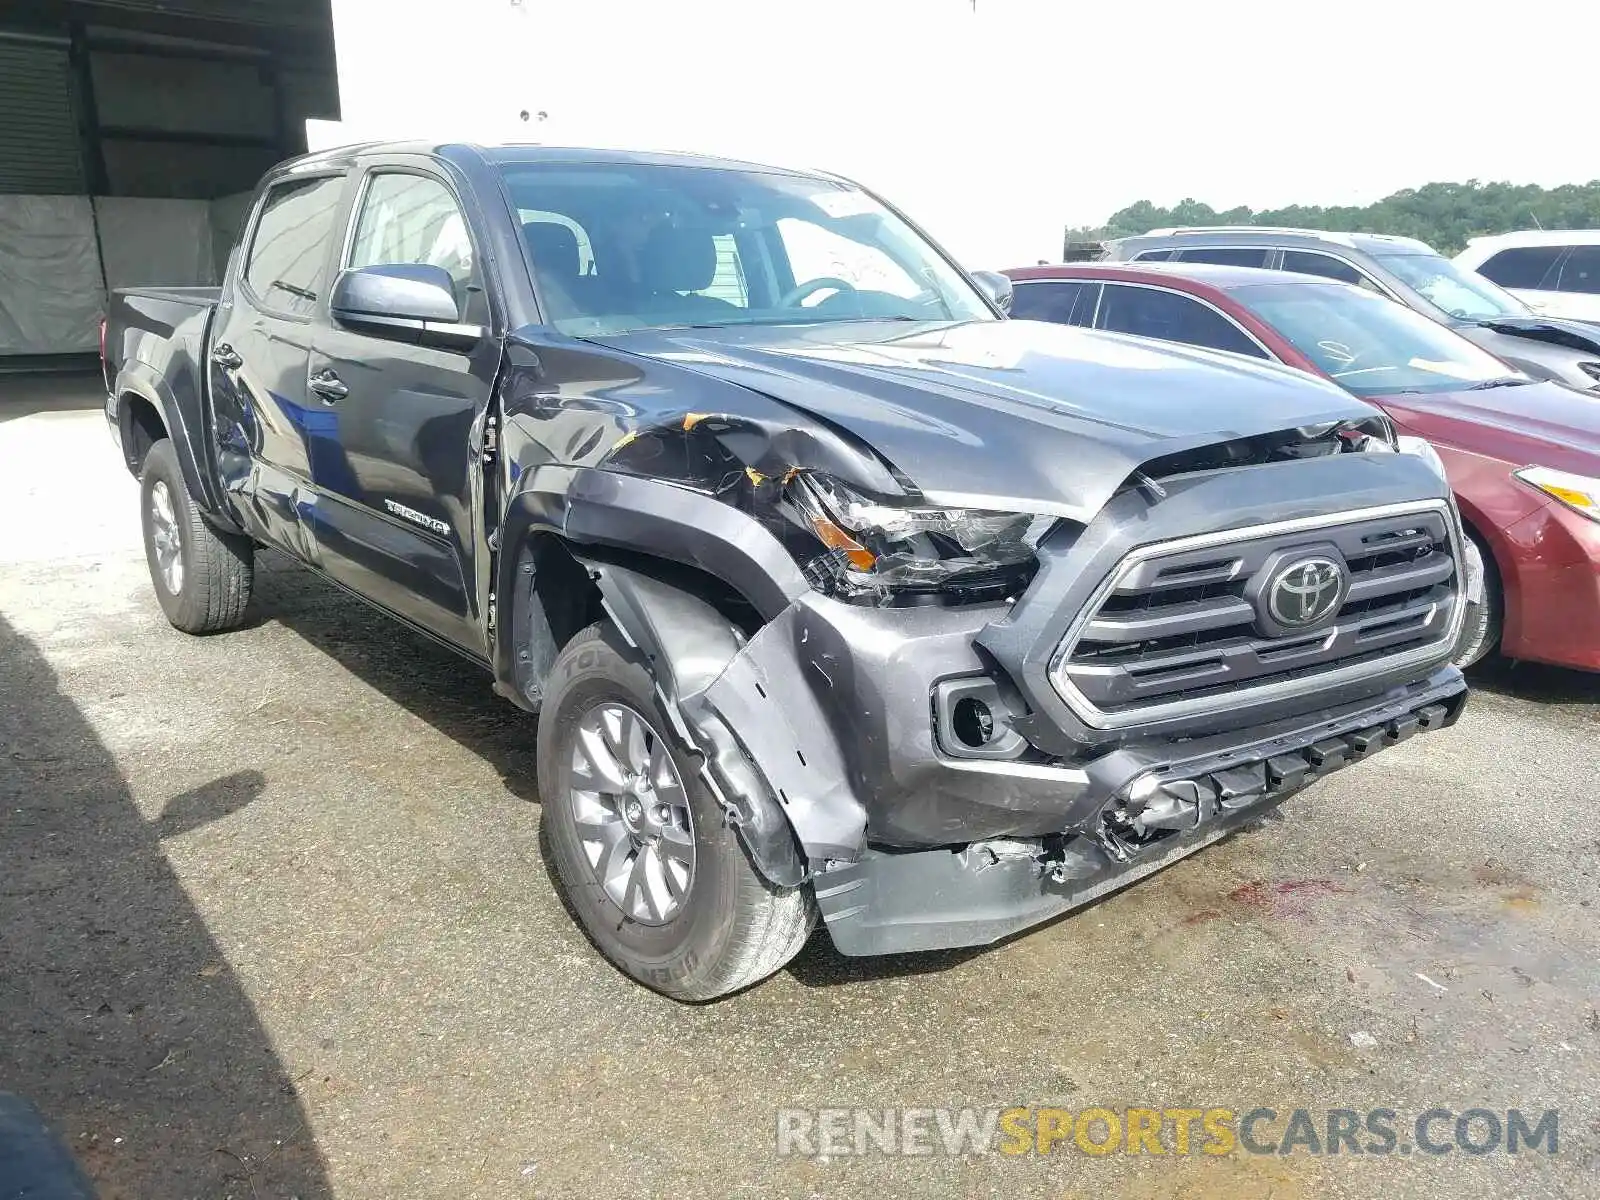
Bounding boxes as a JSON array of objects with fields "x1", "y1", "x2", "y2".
[{"x1": 593, "y1": 319, "x2": 1376, "y2": 519}]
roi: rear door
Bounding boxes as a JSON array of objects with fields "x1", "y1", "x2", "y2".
[
  {"x1": 209, "y1": 172, "x2": 348, "y2": 560},
  {"x1": 303, "y1": 163, "x2": 500, "y2": 656}
]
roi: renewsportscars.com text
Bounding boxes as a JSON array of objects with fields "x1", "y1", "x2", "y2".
[{"x1": 775, "y1": 1106, "x2": 1559, "y2": 1158}]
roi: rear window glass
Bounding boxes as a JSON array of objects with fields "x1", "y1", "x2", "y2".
[
  {"x1": 244, "y1": 175, "x2": 344, "y2": 318},
  {"x1": 1477, "y1": 245, "x2": 1563, "y2": 289},
  {"x1": 1177, "y1": 247, "x2": 1270, "y2": 268}
]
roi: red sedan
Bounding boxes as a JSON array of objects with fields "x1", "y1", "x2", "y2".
[{"x1": 1003, "y1": 262, "x2": 1600, "y2": 672}]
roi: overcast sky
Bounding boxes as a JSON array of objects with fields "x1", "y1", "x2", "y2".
[{"x1": 324, "y1": 0, "x2": 1600, "y2": 266}]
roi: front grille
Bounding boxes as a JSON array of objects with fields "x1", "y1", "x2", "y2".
[{"x1": 1051, "y1": 502, "x2": 1462, "y2": 727}]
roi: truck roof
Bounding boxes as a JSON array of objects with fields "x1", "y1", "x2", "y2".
[{"x1": 282, "y1": 140, "x2": 831, "y2": 181}]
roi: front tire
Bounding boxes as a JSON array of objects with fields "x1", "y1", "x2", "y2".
[
  {"x1": 538, "y1": 622, "x2": 814, "y2": 1001},
  {"x1": 140, "y1": 439, "x2": 254, "y2": 634}
]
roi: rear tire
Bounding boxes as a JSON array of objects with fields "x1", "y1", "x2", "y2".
[
  {"x1": 1452, "y1": 528, "x2": 1501, "y2": 669},
  {"x1": 140, "y1": 439, "x2": 254, "y2": 634},
  {"x1": 538, "y1": 622, "x2": 814, "y2": 1001}
]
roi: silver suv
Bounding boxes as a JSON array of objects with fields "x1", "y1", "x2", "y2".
[{"x1": 1104, "y1": 227, "x2": 1600, "y2": 390}]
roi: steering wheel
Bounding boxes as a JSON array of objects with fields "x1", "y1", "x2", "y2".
[{"x1": 779, "y1": 277, "x2": 858, "y2": 308}]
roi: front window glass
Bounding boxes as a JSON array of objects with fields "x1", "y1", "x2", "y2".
[
  {"x1": 350, "y1": 173, "x2": 475, "y2": 294},
  {"x1": 497, "y1": 161, "x2": 993, "y2": 334},
  {"x1": 1374, "y1": 253, "x2": 1527, "y2": 321},
  {"x1": 1010, "y1": 280, "x2": 1088, "y2": 324},
  {"x1": 1554, "y1": 245, "x2": 1600, "y2": 295},
  {"x1": 1237, "y1": 281, "x2": 1524, "y2": 396},
  {"x1": 1281, "y1": 250, "x2": 1382, "y2": 292},
  {"x1": 1097, "y1": 284, "x2": 1267, "y2": 358}
]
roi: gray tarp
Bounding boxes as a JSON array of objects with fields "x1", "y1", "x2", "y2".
[
  {"x1": 0, "y1": 196, "x2": 104, "y2": 356},
  {"x1": 93, "y1": 197, "x2": 218, "y2": 292}
]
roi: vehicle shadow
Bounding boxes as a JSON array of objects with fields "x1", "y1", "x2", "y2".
[
  {"x1": 0, "y1": 615, "x2": 332, "y2": 1199},
  {"x1": 252, "y1": 553, "x2": 542, "y2": 802},
  {"x1": 0, "y1": 370, "x2": 105, "y2": 423},
  {"x1": 1469, "y1": 656, "x2": 1600, "y2": 704}
]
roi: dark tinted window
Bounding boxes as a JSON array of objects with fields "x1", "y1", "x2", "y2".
[
  {"x1": 1176, "y1": 246, "x2": 1270, "y2": 268},
  {"x1": 1010, "y1": 280, "x2": 1089, "y2": 324},
  {"x1": 1554, "y1": 245, "x2": 1600, "y2": 295},
  {"x1": 244, "y1": 176, "x2": 344, "y2": 318},
  {"x1": 1282, "y1": 250, "x2": 1366, "y2": 286},
  {"x1": 1130, "y1": 248, "x2": 1174, "y2": 262},
  {"x1": 1478, "y1": 245, "x2": 1563, "y2": 289},
  {"x1": 1097, "y1": 284, "x2": 1266, "y2": 357}
]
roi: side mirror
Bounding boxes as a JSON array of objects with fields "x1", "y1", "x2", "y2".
[
  {"x1": 971, "y1": 270, "x2": 1014, "y2": 316},
  {"x1": 330, "y1": 264, "x2": 482, "y2": 349}
]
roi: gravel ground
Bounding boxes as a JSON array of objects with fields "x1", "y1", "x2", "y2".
[{"x1": 2, "y1": 376, "x2": 1597, "y2": 1199}]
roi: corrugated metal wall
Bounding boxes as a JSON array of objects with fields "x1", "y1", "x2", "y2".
[
  {"x1": 0, "y1": 35, "x2": 86, "y2": 194},
  {"x1": 61, "y1": 0, "x2": 330, "y2": 29}
]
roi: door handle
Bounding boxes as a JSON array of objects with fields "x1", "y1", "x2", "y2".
[
  {"x1": 211, "y1": 343, "x2": 243, "y2": 370},
  {"x1": 309, "y1": 370, "x2": 349, "y2": 403}
]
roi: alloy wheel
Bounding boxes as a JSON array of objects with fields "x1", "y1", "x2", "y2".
[
  {"x1": 149, "y1": 480, "x2": 184, "y2": 594},
  {"x1": 569, "y1": 702, "x2": 695, "y2": 925}
]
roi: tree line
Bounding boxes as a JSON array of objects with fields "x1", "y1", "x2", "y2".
[{"x1": 1067, "y1": 180, "x2": 1600, "y2": 255}]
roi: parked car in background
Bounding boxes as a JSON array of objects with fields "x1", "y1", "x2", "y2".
[
  {"x1": 1455, "y1": 231, "x2": 1600, "y2": 324},
  {"x1": 1103, "y1": 227, "x2": 1600, "y2": 392},
  {"x1": 1004, "y1": 262, "x2": 1600, "y2": 673}
]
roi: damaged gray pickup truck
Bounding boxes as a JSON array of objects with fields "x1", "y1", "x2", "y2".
[{"x1": 104, "y1": 143, "x2": 1469, "y2": 999}]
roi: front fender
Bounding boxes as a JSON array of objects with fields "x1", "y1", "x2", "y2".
[
  {"x1": 583, "y1": 562, "x2": 818, "y2": 887},
  {"x1": 491, "y1": 464, "x2": 810, "y2": 706}
]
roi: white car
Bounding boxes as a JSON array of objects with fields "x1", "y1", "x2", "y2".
[{"x1": 1455, "y1": 231, "x2": 1600, "y2": 324}]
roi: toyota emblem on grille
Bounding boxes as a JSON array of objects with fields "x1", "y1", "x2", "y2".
[{"x1": 1267, "y1": 556, "x2": 1347, "y2": 627}]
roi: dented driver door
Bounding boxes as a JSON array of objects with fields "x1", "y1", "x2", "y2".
[{"x1": 302, "y1": 165, "x2": 500, "y2": 657}]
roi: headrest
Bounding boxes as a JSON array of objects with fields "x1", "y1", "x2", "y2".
[
  {"x1": 523, "y1": 222, "x2": 580, "y2": 281},
  {"x1": 639, "y1": 223, "x2": 717, "y2": 294}
]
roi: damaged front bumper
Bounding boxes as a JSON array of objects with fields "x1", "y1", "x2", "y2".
[{"x1": 815, "y1": 676, "x2": 1466, "y2": 956}]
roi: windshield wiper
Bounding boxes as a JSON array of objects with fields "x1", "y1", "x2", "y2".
[{"x1": 1465, "y1": 376, "x2": 1531, "y2": 390}]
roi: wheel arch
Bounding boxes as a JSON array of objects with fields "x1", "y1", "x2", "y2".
[
  {"x1": 491, "y1": 467, "x2": 807, "y2": 712},
  {"x1": 112, "y1": 361, "x2": 243, "y2": 534},
  {"x1": 491, "y1": 472, "x2": 813, "y2": 886}
]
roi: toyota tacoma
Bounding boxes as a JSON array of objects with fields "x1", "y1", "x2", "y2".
[{"x1": 103, "y1": 143, "x2": 1468, "y2": 1000}]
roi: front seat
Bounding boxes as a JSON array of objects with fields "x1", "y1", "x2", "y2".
[
  {"x1": 522, "y1": 222, "x2": 590, "y2": 321},
  {"x1": 638, "y1": 224, "x2": 735, "y2": 317}
]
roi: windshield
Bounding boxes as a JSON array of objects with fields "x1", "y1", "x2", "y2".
[
  {"x1": 1374, "y1": 252, "x2": 1528, "y2": 322},
  {"x1": 1237, "y1": 281, "x2": 1528, "y2": 397},
  {"x1": 498, "y1": 161, "x2": 993, "y2": 335}
]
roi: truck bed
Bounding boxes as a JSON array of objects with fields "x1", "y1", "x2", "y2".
[{"x1": 104, "y1": 286, "x2": 219, "y2": 384}]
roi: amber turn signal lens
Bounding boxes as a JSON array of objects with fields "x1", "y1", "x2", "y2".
[{"x1": 810, "y1": 516, "x2": 877, "y2": 571}]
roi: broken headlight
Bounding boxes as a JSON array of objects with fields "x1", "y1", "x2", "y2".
[{"x1": 785, "y1": 472, "x2": 1045, "y2": 604}]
